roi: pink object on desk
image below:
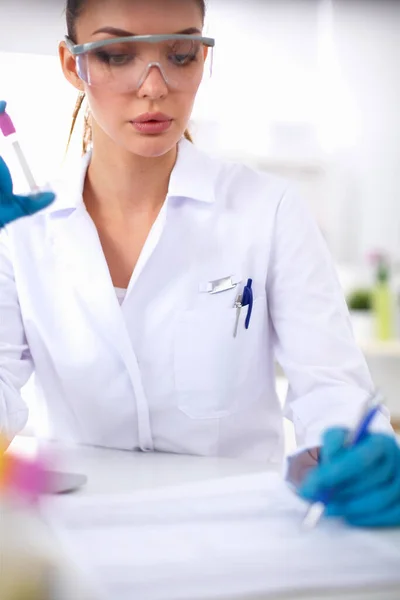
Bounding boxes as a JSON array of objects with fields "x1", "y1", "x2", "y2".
[{"x1": 12, "y1": 457, "x2": 49, "y2": 503}]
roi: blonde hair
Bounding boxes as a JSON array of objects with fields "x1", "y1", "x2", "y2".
[{"x1": 66, "y1": 92, "x2": 193, "y2": 155}]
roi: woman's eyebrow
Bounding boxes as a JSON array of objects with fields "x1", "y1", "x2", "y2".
[{"x1": 92, "y1": 26, "x2": 202, "y2": 36}]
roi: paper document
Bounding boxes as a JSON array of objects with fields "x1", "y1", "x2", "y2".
[{"x1": 44, "y1": 472, "x2": 400, "y2": 600}]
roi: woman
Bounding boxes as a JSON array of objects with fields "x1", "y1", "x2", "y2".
[{"x1": 0, "y1": 0, "x2": 399, "y2": 527}]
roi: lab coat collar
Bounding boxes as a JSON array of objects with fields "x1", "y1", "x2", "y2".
[
  {"x1": 45, "y1": 152, "x2": 91, "y2": 215},
  {"x1": 167, "y1": 138, "x2": 217, "y2": 204},
  {"x1": 48, "y1": 137, "x2": 218, "y2": 214}
]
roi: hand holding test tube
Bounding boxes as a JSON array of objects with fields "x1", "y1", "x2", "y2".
[{"x1": 0, "y1": 101, "x2": 55, "y2": 228}]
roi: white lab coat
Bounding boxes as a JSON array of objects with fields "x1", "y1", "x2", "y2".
[{"x1": 0, "y1": 138, "x2": 392, "y2": 460}]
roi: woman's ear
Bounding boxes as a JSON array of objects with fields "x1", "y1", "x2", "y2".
[{"x1": 59, "y1": 41, "x2": 84, "y2": 92}]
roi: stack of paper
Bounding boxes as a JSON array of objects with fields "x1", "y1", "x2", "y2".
[{"x1": 43, "y1": 472, "x2": 400, "y2": 600}]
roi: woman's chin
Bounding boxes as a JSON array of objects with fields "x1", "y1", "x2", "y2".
[{"x1": 124, "y1": 129, "x2": 182, "y2": 158}]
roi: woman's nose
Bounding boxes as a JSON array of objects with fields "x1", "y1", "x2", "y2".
[{"x1": 137, "y1": 64, "x2": 169, "y2": 98}]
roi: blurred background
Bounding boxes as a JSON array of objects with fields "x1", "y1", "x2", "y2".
[{"x1": 1, "y1": 0, "x2": 400, "y2": 448}]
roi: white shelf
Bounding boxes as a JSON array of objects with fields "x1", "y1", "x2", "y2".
[
  {"x1": 223, "y1": 153, "x2": 325, "y2": 176},
  {"x1": 358, "y1": 340, "x2": 400, "y2": 358}
]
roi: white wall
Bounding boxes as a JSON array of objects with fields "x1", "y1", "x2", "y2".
[
  {"x1": 328, "y1": 0, "x2": 400, "y2": 264},
  {"x1": 0, "y1": 0, "x2": 65, "y2": 55},
  {"x1": 194, "y1": 0, "x2": 320, "y2": 153}
]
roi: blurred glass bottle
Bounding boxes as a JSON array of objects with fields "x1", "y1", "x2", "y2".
[{"x1": 373, "y1": 254, "x2": 394, "y2": 341}]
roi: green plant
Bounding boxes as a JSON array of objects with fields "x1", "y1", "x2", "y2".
[{"x1": 346, "y1": 288, "x2": 373, "y2": 311}]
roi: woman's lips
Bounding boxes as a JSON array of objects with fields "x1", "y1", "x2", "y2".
[
  {"x1": 131, "y1": 112, "x2": 173, "y2": 134},
  {"x1": 131, "y1": 120, "x2": 172, "y2": 134}
]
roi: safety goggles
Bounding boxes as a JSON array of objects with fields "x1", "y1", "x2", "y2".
[{"x1": 65, "y1": 34, "x2": 215, "y2": 92}]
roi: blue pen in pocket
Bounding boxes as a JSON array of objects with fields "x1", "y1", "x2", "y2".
[
  {"x1": 241, "y1": 278, "x2": 253, "y2": 330},
  {"x1": 301, "y1": 391, "x2": 382, "y2": 530}
]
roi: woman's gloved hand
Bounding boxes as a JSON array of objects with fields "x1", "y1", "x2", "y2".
[
  {"x1": 0, "y1": 156, "x2": 54, "y2": 228},
  {"x1": 298, "y1": 427, "x2": 400, "y2": 527}
]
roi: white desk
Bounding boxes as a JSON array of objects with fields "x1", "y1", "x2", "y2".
[{"x1": 10, "y1": 438, "x2": 400, "y2": 600}]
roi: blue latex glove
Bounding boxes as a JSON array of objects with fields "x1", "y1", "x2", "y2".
[
  {"x1": 299, "y1": 427, "x2": 400, "y2": 528},
  {"x1": 0, "y1": 156, "x2": 54, "y2": 228}
]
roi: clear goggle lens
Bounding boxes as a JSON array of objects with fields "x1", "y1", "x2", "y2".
[{"x1": 75, "y1": 38, "x2": 213, "y2": 92}]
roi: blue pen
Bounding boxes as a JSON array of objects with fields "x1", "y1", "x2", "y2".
[
  {"x1": 302, "y1": 392, "x2": 382, "y2": 529},
  {"x1": 241, "y1": 278, "x2": 253, "y2": 329}
]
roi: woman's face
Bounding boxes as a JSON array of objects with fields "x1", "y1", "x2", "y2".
[{"x1": 60, "y1": 0, "x2": 205, "y2": 158}]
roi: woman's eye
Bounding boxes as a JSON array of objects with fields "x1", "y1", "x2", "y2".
[
  {"x1": 96, "y1": 52, "x2": 133, "y2": 66},
  {"x1": 170, "y1": 52, "x2": 198, "y2": 66}
]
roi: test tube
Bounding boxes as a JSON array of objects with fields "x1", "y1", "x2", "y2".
[{"x1": 0, "y1": 100, "x2": 38, "y2": 192}]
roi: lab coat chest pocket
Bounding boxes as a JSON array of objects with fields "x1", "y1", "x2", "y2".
[{"x1": 173, "y1": 295, "x2": 266, "y2": 419}]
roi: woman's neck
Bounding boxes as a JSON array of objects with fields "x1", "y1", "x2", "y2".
[{"x1": 84, "y1": 135, "x2": 178, "y2": 218}]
